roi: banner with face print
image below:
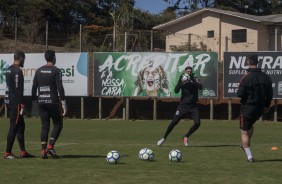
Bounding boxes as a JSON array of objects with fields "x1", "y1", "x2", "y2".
[{"x1": 93, "y1": 52, "x2": 218, "y2": 98}]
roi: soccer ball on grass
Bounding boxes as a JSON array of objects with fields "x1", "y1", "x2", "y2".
[
  {"x1": 106, "y1": 150, "x2": 120, "y2": 164},
  {"x1": 181, "y1": 73, "x2": 191, "y2": 82},
  {"x1": 169, "y1": 149, "x2": 182, "y2": 162},
  {"x1": 139, "y1": 148, "x2": 154, "y2": 161}
]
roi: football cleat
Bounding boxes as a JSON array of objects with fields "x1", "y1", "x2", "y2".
[
  {"x1": 4, "y1": 152, "x2": 15, "y2": 159},
  {"x1": 247, "y1": 158, "x2": 255, "y2": 162},
  {"x1": 20, "y1": 151, "x2": 36, "y2": 158},
  {"x1": 157, "y1": 138, "x2": 165, "y2": 146},
  {"x1": 183, "y1": 137, "x2": 189, "y2": 147},
  {"x1": 47, "y1": 149, "x2": 59, "y2": 159},
  {"x1": 41, "y1": 150, "x2": 48, "y2": 159}
]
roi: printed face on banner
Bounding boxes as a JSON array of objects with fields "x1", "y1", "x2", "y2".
[
  {"x1": 94, "y1": 52, "x2": 218, "y2": 98},
  {"x1": 134, "y1": 63, "x2": 170, "y2": 97},
  {"x1": 142, "y1": 65, "x2": 160, "y2": 95}
]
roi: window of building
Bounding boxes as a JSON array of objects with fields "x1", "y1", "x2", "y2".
[
  {"x1": 207, "y1": 30, "x2": 214, "y2": 38},
  {"x1": 232, "y1": 29, "x2": 247, "y2": 43}
]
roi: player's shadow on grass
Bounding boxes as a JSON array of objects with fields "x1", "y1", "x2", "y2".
[
  {"x1": 60, "y1": 154, "x2": 130, "y2": 159},
  {"x1": 60, "y1": 155, "x2": 105, "y2": 159},
  {"x1": 255, "y1": 159, "x2": 282, "y2": 162},
  {"x1": 191, "y1": 144, "x2": 239, "y2": 148}
]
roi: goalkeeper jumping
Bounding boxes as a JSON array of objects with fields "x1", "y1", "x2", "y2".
[{"x1": 157, "y1": 66, "x2": 203, "y2": 147}]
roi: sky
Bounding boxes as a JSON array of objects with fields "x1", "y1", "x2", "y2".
[{"x1": 135, "y1": 0, "x2": 171, "y2": 14}]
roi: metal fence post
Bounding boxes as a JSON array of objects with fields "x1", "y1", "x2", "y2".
[
  {"x1": 151, "y1": 30, "x2": 153, "y2": 52},
  {"x1": 81, "y1": 97, "x2": 84, "y2": 120},
  {"x1": 274, "y1": 27, "x2": 278, "y2": 122},
  {"x1": 126, "y1": 97, "x2": 129, "y2": 120},
  {"x1": 79, "y1": 24, "x2": 84, "y2": 120},
  {"x1": 210, "y1": 98, "x2": 214, "y2": 121},
  {"x1": 15, "y1": 16, "x2": 17, "y2": 44},
  {"x1": 124, "y1": 32, "x2": 127, "y2": 52},
  {"x1": 228, "y1": 98, "x2": 232, "y2": 120},
  {"x1": 122, "y1": 98, "x2": 126, "y2": 120},
  {"x1": 274, "y1": 99, "x2": 277, "y2": 122},
  {"x1": 5, "y1": 105, "x2": 7, "y2": 118},
  {"x1": 79, "y1": 24, "x2": 82, "y2": 52},
  {"x1": 113, "y1": 26, "x2": 116, "y2": 52},
  {"x1": 99, "y1": 97, "x2": 102, "y2": 120},
  {"x1": 153, "y1": 98, "x2": 157, "y2": 120},
  {"x1": 123, "y1": 32, "x2": 127, "y2": 120},
  {"x1": 46, "y1": 21, "x2": 48, "y2": 49}
]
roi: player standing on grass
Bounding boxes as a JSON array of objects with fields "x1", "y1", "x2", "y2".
[
  {"x1": 237, "y1": 54, "x2": 273, "y2": 162},
  {"x1": 32, "y1": 50, "x2": 67, "y2": 159},
  {"x1": 157, "y1": 66, "x2": 203, "y2": 147},
  {"x1": 4, "y1": 50, "x2": 35, "y2": 159}
]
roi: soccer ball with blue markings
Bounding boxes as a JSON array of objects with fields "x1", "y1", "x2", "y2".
[
  {"x1": 106, "y1": 150, "x2": 120, "y2": 164},
  {"x1": 139, "y1": 148, "x2": 154, "y2": 161},
  {"x1": 169, "y1": 149, "x2": 182, "y2": 162}
]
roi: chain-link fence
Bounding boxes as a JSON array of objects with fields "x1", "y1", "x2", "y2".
[
  {"x1": 2, "y1": 20, "x2": 261, "y2": 53},
  {"x1": 0, "y1": 20, "x2": 281, "y2": 121},
  {"x1": 1, "y1": 21, "x2": 166, "y2": 53}
]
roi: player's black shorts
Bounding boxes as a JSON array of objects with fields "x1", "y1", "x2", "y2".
[
  {"x1": 239, "y1": 114, "x2": 257, "y2": 131},
  {"x1": 175, "y1": 103, "x2": 198, "y2": 119}
]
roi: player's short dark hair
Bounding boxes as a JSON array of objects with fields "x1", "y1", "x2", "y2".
[
  {"x1": 185, "y1": 66, "x2": 193, "y2": 71},
  {"x1": 14, "y1": 50, "x2": 25, "y2": 60},
  {"x1": 247, "y1": 54, "x2": 258, "y2": 65},
  {"x1": 45, "y1": 50, "x2": 56, "y2": 62}
]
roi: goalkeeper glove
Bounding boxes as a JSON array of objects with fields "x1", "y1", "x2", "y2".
[
  {"x1": 61, "y1": 100, "x2": 67, "y2": 116},
  {"x1": 19, "y1": 104, "x2": 24, "y2": 115}
]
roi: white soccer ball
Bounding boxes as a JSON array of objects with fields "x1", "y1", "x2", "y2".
[
  {"x1": 181, "y1": 74, "x2": 190, "y2": 82},
  {"x1": 106, "y1": 150, "x2": 120, "y2": 164},
  {"x1": 139, "y1": 148, "x2": 154, "y2": 161},
  {"x1": 169, "y1": 149, "x2": 182, "y2": 162}
]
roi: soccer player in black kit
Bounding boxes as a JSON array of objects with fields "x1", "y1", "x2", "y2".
[
  {"x1": 4, "y1": 50, "x2": 35, "y2": 159},
  {"x1": 32, "y1": 50, "x2": 67, "y2": 159},
  {"x1": 237, "y1": 54, "x2": 272, "y2": 162},
  {"x1": 157, "y1": 66, "x2": 203, "y2": 147}
]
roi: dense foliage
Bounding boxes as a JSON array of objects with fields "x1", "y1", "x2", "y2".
[
  {"x1": 1, "y1": 0, "x2": 282, "y2": 51},
  {"x1": 164, "y1": 0, "x2": 282, "y2": 15}
]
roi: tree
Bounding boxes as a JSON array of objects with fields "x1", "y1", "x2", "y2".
[
  {"x1": 170, "y1": 41, "x2": 210, "y2": 51},
  {"x1": 162, "y1": 0, "x2": 282, "y2": 16},
  {"x1": 271, "y1": 0, "x2": 282, "y2": 14},
  {"x1": 163, "y1": 0, "x2": 216, "y2": 11}
]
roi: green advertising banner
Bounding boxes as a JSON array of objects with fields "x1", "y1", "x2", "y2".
[{"x1": 93, "y1": 52, "x2": 218, "y2": 98}]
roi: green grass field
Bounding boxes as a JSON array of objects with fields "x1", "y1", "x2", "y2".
[{"x1": 0, "y1": 118, "x2": 281, "y2": 184}]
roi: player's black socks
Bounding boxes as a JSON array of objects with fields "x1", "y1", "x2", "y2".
[
  {"x1": 48, "y1": 138, "x2": 56, "y2": 149},
  {"x1": 41, "y1": 143, "x2": 47, "y2": 150}
]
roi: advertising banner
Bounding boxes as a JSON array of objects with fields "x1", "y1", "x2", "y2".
[
  {"x1": 0, "y1": 53, "x2": 88, "y2": 96},
  {"x1": 224, "y1": 52, "x2": 281, "y2": 99},
  {"x1": 93, "y1": 52, "x2": 218, "y2": 98}
]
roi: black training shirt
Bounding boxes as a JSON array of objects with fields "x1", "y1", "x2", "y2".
[
  {"x1": 32, "y1": 65, "x2": 65, "y2": 104},
  {"x1": 237, "y1": 68, "x2": 273, "y2": 118},
  {"x1": 175, "y1": 74, "x2": 203, "y2": 104},
  {"x1": 4, "y1": 64, "x2": 24, "y2": 107}
]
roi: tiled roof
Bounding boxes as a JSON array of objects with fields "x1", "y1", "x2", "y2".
[{"x1": 154, "y1": 8, "x2": 282, "y2": 30}]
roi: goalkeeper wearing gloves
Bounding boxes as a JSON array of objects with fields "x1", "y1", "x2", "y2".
[
  {"x1": 32, "y1": 50, "x2": 67, "y2": 159},
  {"x1": 157, "y1": 66, "x2": 203, "y2": 147}
]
